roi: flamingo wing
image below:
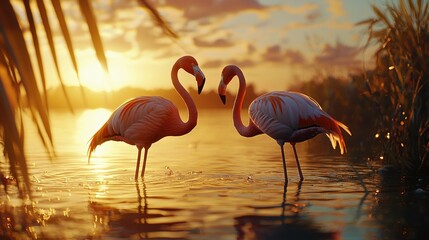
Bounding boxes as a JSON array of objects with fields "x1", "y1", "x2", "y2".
[
  {"x1": 249, "y1": 91, "x2": 350, "y2": 153},
  {"x1": 109, "y1": 96, "x2": 178, "y2": 145},
  {"x1": 249, "y1": 91, "x2": 311, "y2": 140},
  {"x1": 88, "y1": 96, "x2": 178, "y2": 155}
]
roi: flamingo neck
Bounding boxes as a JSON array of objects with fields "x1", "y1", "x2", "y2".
[
  {"x1": 171, "y1": 63, "x2": 197, "y2": 135},
  {"x1": 232, "y1": 68, "x2": 261, "y2": 137}
]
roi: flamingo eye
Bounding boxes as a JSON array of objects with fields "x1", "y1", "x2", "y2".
[{"x1": 193, "y1": 65, "x2": 201, "y2": 77}]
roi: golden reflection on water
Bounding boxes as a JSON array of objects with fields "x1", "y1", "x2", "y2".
[
  {"x1": 77, "y1": 108, "x2": 126, "y2": 184},
  {"x1": 17, "y1": 109, "x2": 388, "y2": 239},
  {"x1": 76, "y1": 108, "x2": 112, "y2": 156}
]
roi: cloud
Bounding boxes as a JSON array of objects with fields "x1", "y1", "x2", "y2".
[
  {"x1": 202, "y1": 59, "x2": 224, "y2": 68},
  {"x1": 284, "y1": 49, "x2": 307, "y2": 65},
  {"x1": 306, "y1": 9, "x2": 322, "y2": 22},
  {"x1": 202, "y1": 58, "x2": 255, "y2": 69},
  {"x1": 104, "y1": 36, "x2": 133, "y2": 52},
  {"x1": 193, "y1": 37, "x2": 234, "y2": 48},
  {"x1": 157, "y1": 0, "x2": 263, "y2": 20},
  {"x1": 314, "y1": 41, "x2": 361, "y2": 69},
  {"x1": 261, "y1": 45, "x2": 307, "y2": 65},
  {"x1": 247, "y1": 44, "x2": 256, "y2": 54},
  {"x1": 275, "y1": 3, "x2": 319, "y2": 15},
  {"x1": 136, "y1": 24, "x2": 171, "y2": 50},
  {"x1": 262, "y1": 45, "x2": 283, "y2": 62},
  {"x1": 325, "y1": 0, "x2": 346, "y2": 17}
]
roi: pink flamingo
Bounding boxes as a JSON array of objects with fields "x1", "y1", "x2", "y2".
[
  {"x1": 218, "y1": 65, "x2": 351, "y2": 182},
  {"x1": 88, "y1": 56, "x2": 206, "y2": 180}
]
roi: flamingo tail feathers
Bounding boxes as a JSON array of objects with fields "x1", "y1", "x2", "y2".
[
  {"x1": 305, "y1": 115, "x2": 351, "y2": 154},
  {"x1": 87, "y1": 122, "x2": 110, "y2": 164},
  {"x1": 324, "y1": 118, "x2": 351, "y2": 154}
]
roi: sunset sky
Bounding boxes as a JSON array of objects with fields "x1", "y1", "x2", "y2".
[{"x1": 20, "y1": 0, "x2": 384, "y2": 92}]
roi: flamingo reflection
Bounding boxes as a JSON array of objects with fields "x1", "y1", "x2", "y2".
[
  {"x1": 88, "y1": 182, "x2": 188, "y2": 239},
  {"x1": 235, "y1": 182, "x2": 339, "y2": 240}
]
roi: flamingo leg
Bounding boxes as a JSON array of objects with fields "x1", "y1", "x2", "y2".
[
  {"x1": 141, "y1": 147, "x2": 149, "y2": 178},
  {"x1": 279, "y1": 143, "x2": 288, "y2": 183},
  {"x1": 291, "y1": 144, "x2": 304, "y2": 181},
  {"x1": 135, "y1": 147, "x2": 143, "y2": 180}
]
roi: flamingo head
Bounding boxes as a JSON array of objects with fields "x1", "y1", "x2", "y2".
[
  {"x1": 179, "y1": 55, "x2": 206, "y2": 94},
  {"x1": 218, "y1": 65, "x2": 239, "y2": 105}
]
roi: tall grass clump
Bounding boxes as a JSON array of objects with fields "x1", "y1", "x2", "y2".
[{"x1": 361, "y1": 0, "x2": 428, "y2": 173}]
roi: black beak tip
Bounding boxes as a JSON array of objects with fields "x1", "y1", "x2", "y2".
[
  {"x1": 219, "y1": 94, "x2": 226, "y2": 105},
  {"x1": 198, "y1": 77, "x2": 206, "y2": 94}
]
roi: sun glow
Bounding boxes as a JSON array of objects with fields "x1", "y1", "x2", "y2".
[
  {"x1": 74, "y1": 52, "x2": 135, "y2": 92},
  {"x1": 76, "y1": 108, "x2": 112, "y2": 161},
  {"x1": 79, "y1": 60, "x2": 112, "y2": 92}
]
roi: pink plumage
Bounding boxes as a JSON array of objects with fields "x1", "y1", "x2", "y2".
[
  {"x1": 88, "y1": 56, "x2": 206, "y2": 180},
  {"x1": 218, "y1": 65, "x2": 351, "y2": 182}
]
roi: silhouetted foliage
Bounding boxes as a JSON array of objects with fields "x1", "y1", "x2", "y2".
[
  {"x1": 0, "y1": 0, "x2": 176, "y2": 238},
  {"x1": 360, "y1": 0, "x2": 429, "y2": 173}
]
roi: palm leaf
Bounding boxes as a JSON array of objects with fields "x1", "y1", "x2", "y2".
[
  {"x1": 78, "y1": 0, "x2": 109, "y2": 73},
  {"x1": 51, "y1": 0, "x2": 87, "y2": 104},
  {"x1": 0, "y1": 69, "x2": 29, "y2": 197},
  {"x1": 137, "y1": 0, "x2": 178, "y2": 39},
  {"x1": 23, "y1": 0, "x2": 48, "y2": 111},
  {"x1": 0, "y1": 1, "x2": 52, "y2": 145},
  {"x1": 36, "y1": 0, "x2": 74, "y2": 113}
]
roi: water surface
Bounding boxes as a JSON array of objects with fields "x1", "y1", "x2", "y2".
[{"x1": 8, "y1": 109, "x2": 428, "y2": 239}]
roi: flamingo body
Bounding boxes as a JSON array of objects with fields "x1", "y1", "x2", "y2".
[
  {"x1": 90, "y1": 96, "x2": 181, "y2": 150},
  {"x1": 218, "y1": 65, "x2": 351, "y2": 182},
  {"x1": 88, "y1": 56, "x2": 206, "y2": 180},
  {"x1": 249, "y1": 91, "x2": 348, "y2": 153}
]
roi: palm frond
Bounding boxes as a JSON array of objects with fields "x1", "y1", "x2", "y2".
[
  {"x1": 78, "y1": 0, "x2": 109, "y2": 73},
  {"x1": 137, "y1": 0, "x2": 178, "y2": 39},
  {"x1": 1, "y1": 0, "x2": 178, "y2": 200},
  {"x1": 36, "y1": 0, "x2": 74, "y2": 112},
  {"x1": 23, "y1": 0, "x2": 48, "y2": 111}
]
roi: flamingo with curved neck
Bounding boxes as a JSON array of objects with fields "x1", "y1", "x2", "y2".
[
  {"x1": 218, "y1": 65, "x2": 351, "y2": 182},
  {"x1": 88, "y1": 56, "x2": 206, "y2": 180}
]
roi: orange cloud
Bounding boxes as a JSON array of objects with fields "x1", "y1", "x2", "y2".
[
  {"x1": 262, "y1": 45, "x2": 307, "y2": 65},
  {"x1": 193, "y1": 37, "x2": 235, "y2": 48},
  {"x1": 326, "y1": 0, "x2": 345, "y2": 17},
  {"x1": 314, "y1": 41, "x2": 362, "y2": 69},
  {"x1": 157, "y1": 0, "x2": 263, "y2": 20}
]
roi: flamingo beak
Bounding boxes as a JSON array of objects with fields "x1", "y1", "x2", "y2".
[
  {"x1": 218, "y1": 77, "x2": 227, "y2": 105},
  {"x1": 198, "y1": 77, "x2": 206, "y2": 94},
  {"x1": 193, "y1": 65, "x2": 205, "y2": 94},
  {"x1": 219, "y1": 94, "x2": 226, "y2": 105}
]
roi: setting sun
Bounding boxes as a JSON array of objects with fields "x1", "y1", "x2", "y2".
[
  {"x1": 79, "y1": 58, "x2": 112, "y2": 92},
  {"x1": 73, "y1": 52, "x2": 175, "y2": 92}
]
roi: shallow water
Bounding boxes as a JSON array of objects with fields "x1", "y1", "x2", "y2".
[{"x1": 5, "y1": 109, "x2": 429, "y2": 239}]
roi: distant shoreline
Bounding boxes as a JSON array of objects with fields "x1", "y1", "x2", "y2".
[{"x1": 26, "y1": 85, "x2": 260, "y2": 109}]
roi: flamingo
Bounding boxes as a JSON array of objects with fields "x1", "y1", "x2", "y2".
[
  {"x1": 87, "y1": 56, "x2": 206, "y2": 180},
  {"x1": 218, "y1": 65, "x2": 351, "y2": 182}
]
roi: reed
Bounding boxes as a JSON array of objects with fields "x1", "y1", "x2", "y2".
[{"x1": 360, "y1": 0, "x2": 429, "y2": 173}]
